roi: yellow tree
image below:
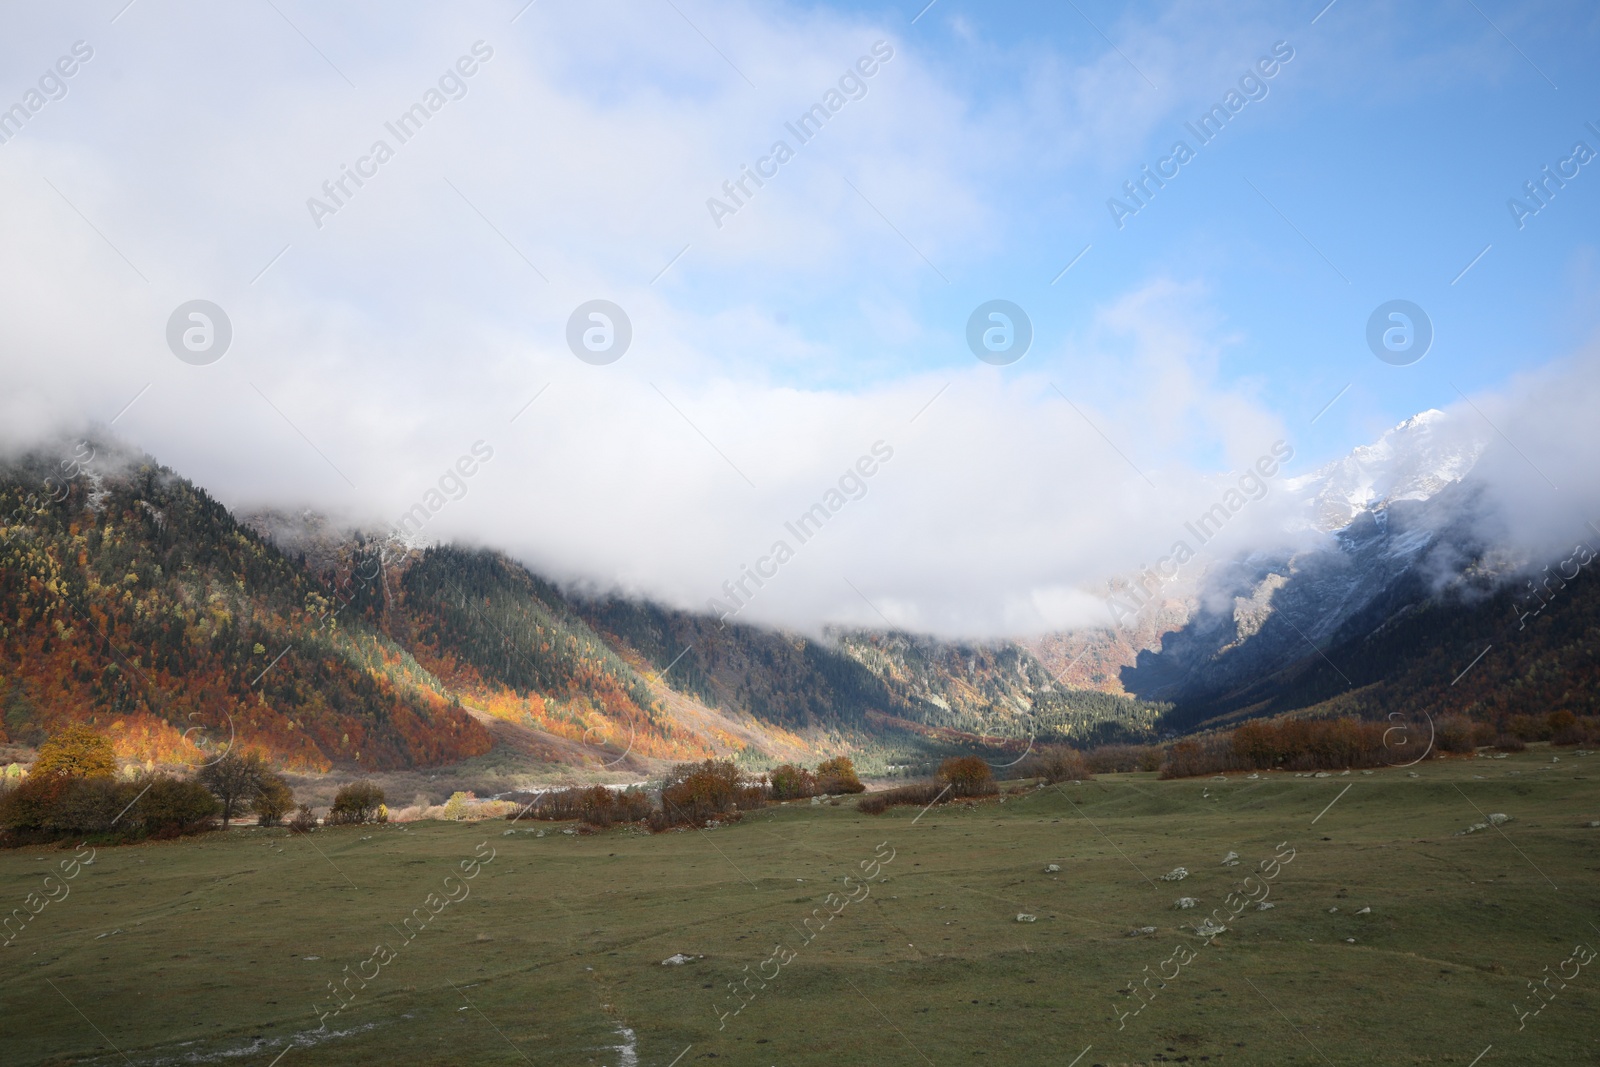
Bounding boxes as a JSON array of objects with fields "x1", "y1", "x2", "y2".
[{"x1": 31, "y1": 725, "x2": 117, "y2": 779}]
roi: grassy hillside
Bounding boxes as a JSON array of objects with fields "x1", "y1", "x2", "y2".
[{"x1": 1, "y1": 747, "x2": 1595, "y2": 1065}]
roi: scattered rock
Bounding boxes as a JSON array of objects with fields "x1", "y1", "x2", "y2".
[
  {"x1": 1314, "y1": 772, "x2": 1332, "y2": 778},
  {"x1": 1221, "y1": 851, "x2": 1240, "y2": 867},
  {"x1": 1191, "y1": 919, "x2": 1227, "y2": 938},
  {"x1": 1407, "y1": 772, "x2": 1420, "y2": 778},
  {"x1": 1328, "y1": 907, "x2": 1339, "y2": 913},
  {"x1": 1212, "y1": 775, "x2": 1228, "y2": 781},
  {"x1": 1127, "y1": 926, "x2": 1157, "y2": 937},
  {"x1": 1588, "y1": 821, "x2": 1600, "y2": 828},
  {"x1": 302, "y1": 955, "x2": 321, "y2": 961},
  {"x1": 1361, "y1": 770, "x2": 1374, "y2": 775},
  {"x1": 1357, "y1": 906, "x2": 1371, "y2": 915},
  {"x1": 1255, "y1": 901, "x2": 1275, "y2": 911},
  {"x1": 1016, "y1": 913, "x2": 1037, "y2": 923},
  {"x1": 1044, "y1": 864, "x2": 1061, "y2": 873},
  {"x1": 662, "y1": 953, "x2": 701, "y2": 966},
  {"x1": 1247, "y1": 773, "x2": 1260, "y2": 780},
  {"x1": 1488, "y1": 813, "x2": 1511, "y2": 825},
  {"x1": 536, "y1": 829, "x2": 547, "y2": 837},
  {"x1": 561, "y1": 827, "x2": 577, "y2": 835},
  {"x1": 1160, "y1": 867, "x2": 1189, "y2": 882},
  {"x1": 1175, "y1": 897, "x2": 1199, "y2": 909}
]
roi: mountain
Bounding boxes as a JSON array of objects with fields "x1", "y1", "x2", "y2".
[
  {"x1": 1111, "y1": 409, "x2": 1600, "y2": 731},
  {"x1": 1282, "y1": 409, "x2": 1488, "y2": 532},
  {"x1": 0, "y1": 439, "x2": 1166, "y2": 777},
  {"x1": 0, "y1": 443, "x2": 492, "y2": 772}
]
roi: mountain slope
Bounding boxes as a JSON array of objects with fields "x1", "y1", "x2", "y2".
[{"x1": 0, "y1": 444, "x2": 492, "y2": 771}]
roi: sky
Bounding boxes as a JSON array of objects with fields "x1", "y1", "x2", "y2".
[{"x1": 1, "y1": 0, "x2": 1597, "y2": 637}]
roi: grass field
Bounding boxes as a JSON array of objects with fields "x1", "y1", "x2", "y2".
[{"x1": 2, "y1": 746, "x2": 1598, "y2": 1066}]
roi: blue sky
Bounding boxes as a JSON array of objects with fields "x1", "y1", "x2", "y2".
[{"x1": 1, "y1": 0, "x2": 1596, "y2": 635}]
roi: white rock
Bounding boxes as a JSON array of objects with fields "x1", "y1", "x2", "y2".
[
  {"x1": 1345, "y1": 937, "x2": 1356, "y2": 943},
  {"x1": 1127, "y1": 926, "x2": 1157, "y2": 937},
  {"x1": 1247, "y1": 773, "x2": 1260, "y2": 780},
  {"x1": 1407, "y1": 772, "x2": 1420, "y2": 778},
  {"x1": 1175, "y1": 897, "x2": 1199, "y2": 909},
  {"x1": 1192, "y1": 919, "x2": 1227, "y2": 938},
  {"x1": 662, "y1": 953, "x2": 697, "y2": 966},
  {"x1": 1016, "y1": 913, "x2": 1037, "y2": 923},
  {"x1": 1255, "y1": 901, "x2": 1275, "y2": 911},
  {"x1": 1221, "y1": 851, "x2": 1240, "y2": 867},
  {"x1": 1488, "y1": 813, "x2": 1511, "y2": 825},
  {"x1": 1314, "y1": 772, "x2": 1332, "y2": 778},
  {"x1": 1045, "y1": 864, "x2": 1061, "y2": 873},
  {"x1": 1356, "y1": 906, "x2": 1371, "y2": 915},
  {"x1": 1160, "y1": 867, "x2": 1189, "y2": 882},
  {"x1": 1361, "y1": 770, "x2": 1374, "y2": 775}
]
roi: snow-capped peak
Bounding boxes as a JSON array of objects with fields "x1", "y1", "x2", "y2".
[{"x1": 1286, "y1": 409, "x2": 1488, "y2": 531}]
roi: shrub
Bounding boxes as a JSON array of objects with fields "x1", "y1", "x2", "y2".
[
  {"x1": 1470, "y1": 721, "x2": 1498, "y2": 747},
  {"x1": 1508, "y1": 714, "x2": 1546, "y2": 742},
  {"x1": 31, "y1": 725, "x2": 117, "y2": 780},
  {"x1": 856, "y1": 780, "x2": 954, "y2": 816},
  {"x1": 138, "y1": 777, "x2": 220, "y2": 837},
  {"x1": 512, "y1": 786, "x2": 653, "y2": 827},
  {"x1": 287, "y1": 804, "x2": 318, "y2": 833},
  {"x1": 1027, "y1": 746, "x2": 1092, "y2": 784},
  {"x1": 768, "y1": 763, "x2": 817, "y2": 801},
  {"x1": 327, "y1": 780, "x2": 386, "y2": 825},
  {"x1": 654, "y1": 760, "x2": 762, "y2": 830},
  {"x1": 0, "y1": 772, "x2": 216, "y2": 843},
  {"x1": 1548, "y1": 710, "x2": 1582, "y2": 746},
  {"x1": 253, "y1": 774, "x2": 296, "y2": 827},
  {"x1": 937, "y1": 757, "x2": 995, "y2": 798},
  {"x1": 1435, "y1": 716, "x2": 1475, "y2": 754},
  {"x1": 1494, "y1": 734, "x2": 1527, "y2": 752},
  {"x1": 817, "y1": 757, "x2": 865, "y2": 794},
  {"x1": 1160, "y1": 740, "x2": 1210, "y2": 779}
]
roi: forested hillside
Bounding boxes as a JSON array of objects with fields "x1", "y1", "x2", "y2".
[{"x1": 0, "y1": 445, "x2": 491, "y2": 771}]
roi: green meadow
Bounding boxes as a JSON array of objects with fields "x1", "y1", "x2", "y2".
[{"x1": 2, "y1": 747, "x2": 1597, "y2": 1066}]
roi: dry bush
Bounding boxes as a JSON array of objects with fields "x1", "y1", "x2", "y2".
[
  {"x1": 1508, "y1": 714, "x2": 1547, "y2": 741},
  {"x1": 1435, "y1": 716, "x2": 1476, "y2": 754},
  {"x1": 287, "y1": 804, "x2": 318, "y2": 834},
  {"x1": 817, "y1": 757, "x2": 865, "y2": 794},
  {"x1": 651, "y1": 760, "x2": 764, "y2": 830},
  {"x1": 856, "y1": 779, "x2": 952, "y2": 816},
  {"x1": 769, "y1": 763, "x2": 817, "y2": 800},
  {"x1": 1026, "y1": 746, "x2": 1092, "y2": 784},
  {"x1": 326, "y1": 780, "x2": 386, "y2": 825},
  {"x1": 513, "y1": 786, "x2": 653, "y2": 827},
  {"x1": 937, "y1": 757, "x2": 996, "y2": 798},
  {"x1": 1494, "y1": 734, "x2": 1527, "y2": 752},
  {"x1": 1548, "y1": 710, "x2": 1582, "y2": 746}
]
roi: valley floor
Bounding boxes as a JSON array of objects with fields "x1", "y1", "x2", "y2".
[{"x1": 2, "y1": 748, "x2": 1597, "y2": 1066}]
